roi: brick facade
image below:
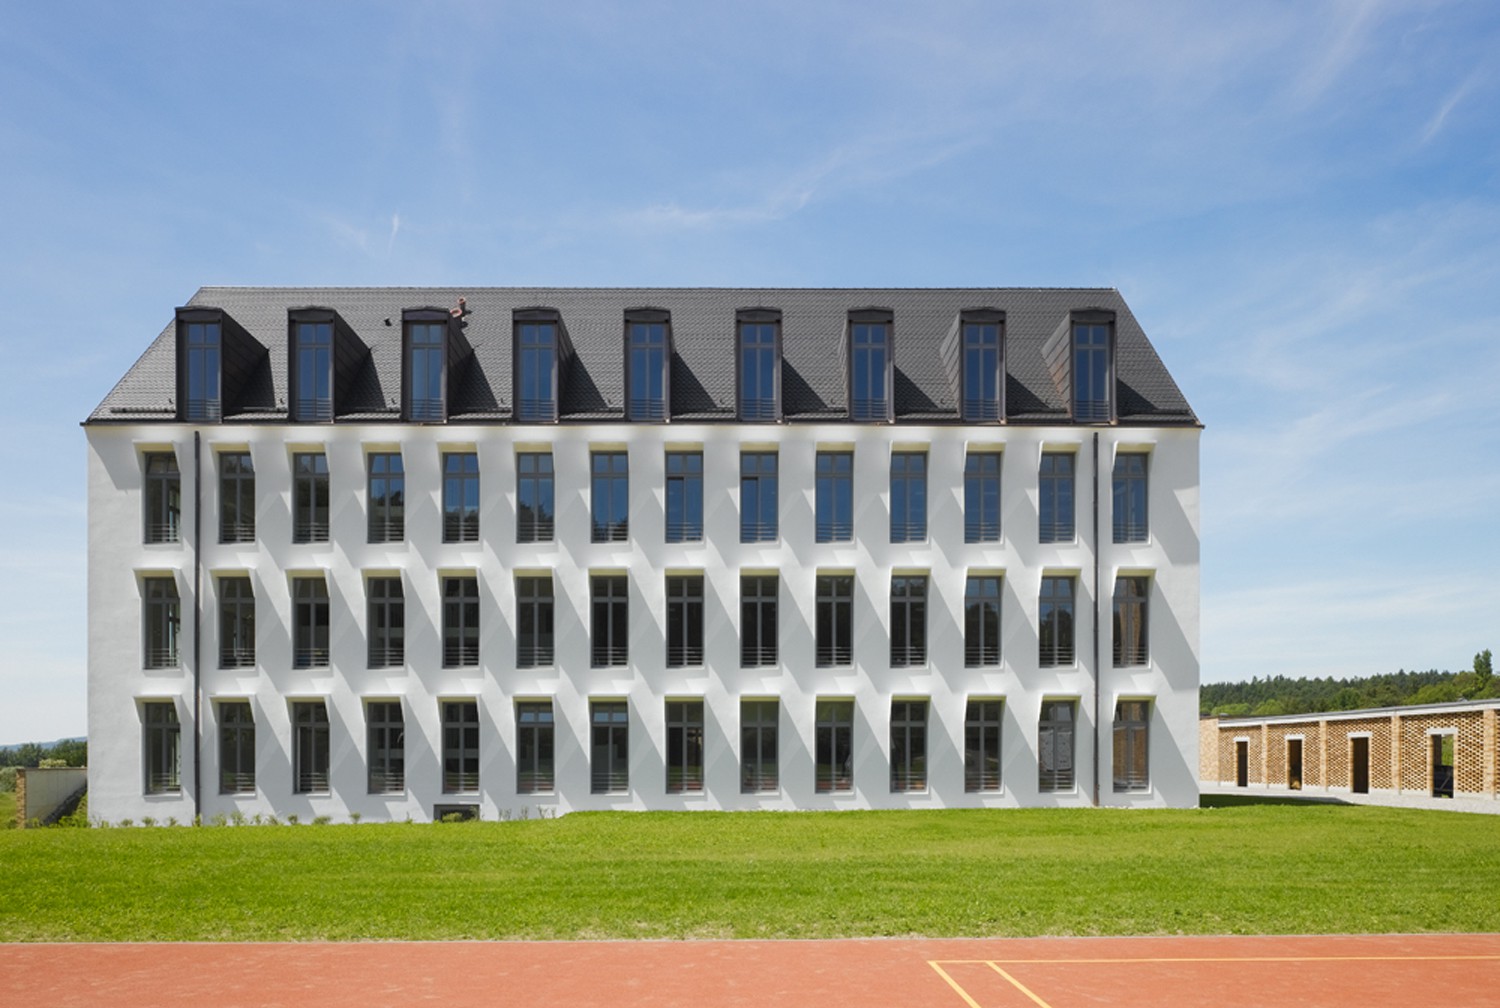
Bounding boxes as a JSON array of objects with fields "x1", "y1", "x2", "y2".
[{"x1": 1201, "y1": 700, "x2": 1500, "y2": 802}]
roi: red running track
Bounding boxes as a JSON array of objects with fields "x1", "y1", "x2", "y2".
[{"x1": 3, "y1": 933, "x2": 1498, "y2": 1007}]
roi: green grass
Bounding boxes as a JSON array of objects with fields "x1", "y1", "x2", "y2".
[
  {"x1": 3, "y1": 804, "x2": 1498, "y2": 941},
  {"x1": 0, "y1": 790, "x2": 15, "y2": 829}
]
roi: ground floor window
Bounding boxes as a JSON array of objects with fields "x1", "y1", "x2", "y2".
[
  {"x1": 815, "y1": 699, "x2": 854, "y2": 793},
  {"x1": 218, "y1": 701, "x2": 255, "y2": 794},
  {"x1": 665, "y1": 700, "x2": 705, "y2": 794},
  {"x1": 1039, "y1": 700, "x2": 1076, "y2": 792},
  {"x1": 292, "y1": 701, "x2": 330, "y2": 794},
  {"x1": 965, "y1": 699, "x2": 1002, "y2": 792},
  {"x1": 890, "y1": 699, "x2": 927, "y2": 792},
  {"x1": 367, "y1": 701, "x2": 405, "y2": 794},
  {"x1": 517, "y1": 701, "x2": 554, "y2": 793},
  {"x1": 740, "y1": 700, "x2": 778, "y2": 793},
  {"x1": 442, "y1": 700, "x2": 480, "y2": 793},
  {"x1": 143, "y1": 701, "x2": 180, "y2": 794},
  {"x1": 592, "y1": 701, "x2": 629, "y2": 794},
  {"x1": 1112, "y1": 700, "x2": 1150, "y2": 792}
]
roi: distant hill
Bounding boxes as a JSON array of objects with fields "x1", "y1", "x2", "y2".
[{"x1": 1202, "y1": 654, "x2": 1496, "y2": 717}]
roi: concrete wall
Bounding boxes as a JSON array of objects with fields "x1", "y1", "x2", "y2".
[
  {"x1": 89, "y1": 420, "x2": 1200, "y2": 822},
  {"x1": 15, "y1": 767, "x2": 87, "y2": 826}
]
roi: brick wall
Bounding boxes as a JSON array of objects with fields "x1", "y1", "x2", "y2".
[
  {"x1": 1397, "y1": 711, "x2": 1486, "y2": 795},
  {"x1": 1199, "y1": 718, "x2": 1219, "y2": 781}
]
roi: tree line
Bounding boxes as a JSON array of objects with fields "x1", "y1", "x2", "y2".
[
  {"x1": 1202, "y1": 650, "x2": 1496, "y2": 716},
  {"x1": 0, "y1": 738, "x2": 87, "y2": 769}
]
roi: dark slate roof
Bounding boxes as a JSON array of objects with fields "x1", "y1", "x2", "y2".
[{"x1": 86, "y1": 287, "x2": 1198, "y2": 426}]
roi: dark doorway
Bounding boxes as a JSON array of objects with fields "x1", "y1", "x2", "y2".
[
  {"x1": 1431, "y1": 734, "x2": 1455, "y2": 798},
  {"x1": 1235, "y1": 740, "x2": 1249, "y2": 787},
  {"x1": 1351, "y1": 736, "x2": 1369, "y2": 794},
  {"x1": 1287, "y1": 738, "x2": 1303, "y2": 790}
]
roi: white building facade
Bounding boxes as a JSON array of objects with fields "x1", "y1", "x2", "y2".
[{"x1": 86, "y1": 288, "x2": 1200, "y2": 823}]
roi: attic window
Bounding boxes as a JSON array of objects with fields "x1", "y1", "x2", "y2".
[
  {"x1": 291, "y1": 319, "x2": 334, "y2": 422},
  {"x1": 961, "y1": 310, "x2": 1004, "y2": 422},
  {"x1": 737, "y1": 309, "x2": 781, "y2": 422},
  {"x1": 407, "y1": 321, "x2": 446, "y2": 421},
  {"x1": 515, "y1": 311, "x2": 560, "y2": 423},
  {"x1": 625, "y1": 310, "x2": 670, "y2": 422},
  {"x1": 181, "y1": 319, "x2": 221, "y2": 421},
  {"x1": 1073, "y1": 315, "x2": 1113, "y2": 422},
  {"x1": 848, "y1": 309, "x2": 893, "y2": 422}
]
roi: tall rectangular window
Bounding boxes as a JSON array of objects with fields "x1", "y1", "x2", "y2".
[
  {"x1": 890, "y1": 699, "x2": 927, "y2": 792},
  {"x1": 1039, "y1": 700, "x2": 1077, "y2": 792},
  {"x1": 517, "y1": 452, "x2": 554, "y2": 542},
  {"x1": 516, "y1": 701, "x2": 554, "y2": 793},
  {"x1": 591, "y1": 451, "x2": 629, "y2": 543},
  {"x1": 293, "y1": 577, "x2": 329, "y2": 669},
  {"x1": 143, "y1": 577, "x2": 180, "y2": 669},
  {"x1": 890, "y1": 575, "x2": 928, "y2": 667},
  {"x1": 1039, "y1": 452, "x2": 1074, "y2": 543},
  {"x1": 964, "y1": 452, "x2": 1001, "y2": 543},
  {"x1": 516, "y1": 576, "x2": 554, "y2": 667},
  {"x1": 1113, "y1": 576, "x2": 1150, "y2": 667},
  {"x1": 816, "y1": 575, "x2": 853, "y2": 667},
  {"x1": 292, "y1": 452, "x2": 329, "y2": 544},
  {"x1": 849, "y1": 320, "x2": 890, "y2": 421},
  {"x1": 738, "y1": 319, "x2": 779, "y2": 421},
  {"x1": 182, "y1": 319, "x2": 221, "y2": 421},
  {"x1": 666, "y1": 575, "x2": 703, "y2": 667},
  {"x1": 442, "y1": 700, "x2": 479, "y2": 793},
  {"x1": 815, "y1": 699, "x2": 854, "y2": 793},
  {"x1": 516, "y1": 320, "x2": 557, "y2": 422},
  {"x1": 1039, "y1": 576, "x2": 1075, "y2": 667},
  {"x1": 407, "y1": 320, "x2": 446, "y2": 421},
  {"x1": 367, "y1": 577, "x2": 404, "y2": 668},
  {"x1": 143, "y1": 452, "x2": 180, "y2": 544},
  {"x1": 890, "y1": 452, "x2": 926, "y2": 542},
  {"x1": 740, "y1": 699, "x2": 779, "y2": 793},
  {"x1": 218, "y1": 576, "x2": 255, "y2": 669},
  {"x1": 965, "y1": 699, "x2": 1002, "y2": 793},
  {"x1": 367, "y1": 453, "x2": 404, "y2": 543},
  {"x1": 442, "y1": 576, "x2": 479, "y2": 668},
  {"x1": 627, "y1": 319, "x2": 669, "y2": 421},
  {"x1": 665, "y1": 700, "x2": 705, "y2": 794},
  {"x1": 591, "y1": 575, "x2": 628, "y2": 667},
  {"x1": 740, "y1": 575, "x2": 778, "y2": 667},
  {"x1": 962, "y1": 320, "x2": 1002, "y2": 421},
  {"x1": 964, "y1": 574, "x2": 1002, "y2": 667},
  {"x1": 442, "y1": 452, "x2": 479, "y2": 543},
  {"x1": 219, "y1": 451, "x2": 254, "y2": 543},
  {"x1": 218, "y1": 701, "x2": 255, "y2": 794},
  {"x1": 740, "y1": 452, "x2": 778, "y2": 543},
  {"x1": 665, "y1": 451, "x2": 703, "y2": 542},
  {"x1": 815, "y1": 451, "x2": 853, "y2": 543},
  {"x1": 591, "y1": 700, "x2": 629, "y2": 794},
  {"x1": 1073, "y1": 322, "x2": 1112, "y2": 422},
  {"x1": 292, "y1": 700, "x2": 330, "y2": 794},
  {"x1": 1113, "y1": 700, "x2": 1150, "y2": 793},
  {"x1": 367, "y1": 701, "x2": 405, "y2": 793},
  {"x1": 1113, "y1": 453, "x2": 1148, "y2": 543},
  {"x1": 143, "y1": 702, "x2": 180, "y2": 794},
  {"x1": 292, "y1": 320, "x2": 334, "y2": 422}
]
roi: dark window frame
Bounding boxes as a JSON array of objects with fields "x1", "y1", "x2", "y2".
[
  {"x1": 143, "y1": 451, "x2": 181, "y2": 544},
  {"x1": 442, "y1": 451, "x2": 480, "y2": 543},
  {"x1": 517, "y1": 700, "x2": 555, "y2": 794},
  {"x1": 961, "y1": 311, "x2": 1005, "y2": 422},
  {"x1": 1039, "y1": 699, "x2": 1077, "y2": 792},
  {"x1": 441, "y1": 699, "x2": 480, "y2": 794},
  {"x1": 590, "y1": 700, "x2": 629, "y2": 794},
  {"x1": 292, "y1": 700, "x2": 330, "y2": 794},
  {"x1": 665, "y1": 699, "x2": 705, "y2": 794},
  {"x1": 1112, "y1": 452, "x2": 1149, "y2": 543},
  {"x1": 890, "y1": 575, "x2": 928, "y2": 667},
  {"x1": 1113, "y1": 699, "x2": 1151, "y2": 793},
  {"x1": 964, "y1": 699, "x2": 1003, "y2": 793},
  {"x1": 515, "y1": 311, "x2": 561, "y2": 423},
  {"x1": 665, "y1": 574, "x2": 704, "y2": 668},
  {"x1": 736, "y1": 309, "x2": 782, "y2": 422},
  {"x1": 890, "y1": 699, "x2": 928, "y2": 793},
  {"x1": 367, "y1": 700, "x2": 405, "y2": 794},
  {"x1": 1072, "y1": 314, "x2": 1115, "y2": 423},
  {"x1": 292, "y1": 576, "x2": 330, "y2": 669},
  {"x1": 964, "y1": 574, "x2": 1002, "y2": 668},
  {"x1": 665, "y1": 451, "x2": 704, "y2": 542},
  {"x1": 143, "y1": 701, "x2": 181, "y2": 794},
  {"x1": 815, "y1": 698, "x2": 855, "y2": 793},
  {"x1": 740, "y1": 699, "x2": 779, "y2": 794},
  {"x1": 517, "y1": 452, "x2": 555, "y2": 542},
  {"x1": 442, "y1": 575, "x2": 480, "y2": 668},
  {"x1": 591, "y1": 575, "x2": 629, "y2": 667},
  {"x1": 178, "y1": 313, "x2": 222, "y2": 422},
  {"x1": 625, "y1": 310, "x2": 671, "y2": 422},
  {"x1": 1039, "y1": 576, "x2": 1076, "y2": 667},
  {"x1": 1039, "y1": 452, "x2": 1075, "y2": 543},
  {"x1": 218, "y1": 700, "x2": 255, "y2": 795},
  {"x1": 740, "y1": 575, "x2": 778, "y2": 668},
  {"x1": 964, "y1": 451, "x2": 1001, "y2": 543},
  {"x1": 292, "y1": 452, "x2": 329, "y2": 544},
  {"x1": 1113, "y1": 575, "x2": 1150, "y2": 667},
  {"x1": 591, "y1": 451, "x2": 629, "y2": 543},
  {"x1": 740, "y1": 451, "x2": 779, "y2": 543},
  {"x1": 816, "y1": 574, "x2": 854, "y2": 668},
  {"x1": 142, "y1": 576, "x2": 180, "y2": 669},
  {"x1": 516, "y1": 575, "x2": 554, "y2": 668},
  {"x1": 366, "y1": 576, "x2": 404, "y2": 668},
  {"x1": 218, "y1": 451, "x2": 254, "y2": 544},
  {"x1": 403, "y1": 312, "x2": 449, "y2": 423},
  {"x1": 815, "y1": 451, "x2": 853, "y2": 543},
  {"x1": 218, "y1": 576, "x2": 255, "y2": 669},
  {"x1": 290, "y1": 316, "x2": 335, "y2": 423},
  {"x1": 848, "y1": 310, "x2": 893, "y2": 422},
  {"x1": 367, "y1": 452, "x2": 405, "y2": 543},
  {"x1": 890, "y1": 451, "x2": 927, "y2": 542}
]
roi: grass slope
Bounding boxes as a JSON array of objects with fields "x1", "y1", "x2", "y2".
[
  {"x1": 0, "y1": 791, "x2": 14, "y2": 829},
  {"x1": 3, "y1": 804, "x2": 1497, "y2": 941}
]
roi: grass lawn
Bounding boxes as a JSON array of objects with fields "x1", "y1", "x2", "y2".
[
  {"x1": 3, "y1": 802, "x2": 1497, "y2": 941},
  {"x1": 0, "y1": 790, "x2": 14, "y2": 829}
]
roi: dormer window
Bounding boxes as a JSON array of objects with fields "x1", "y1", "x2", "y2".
[
  {"x1": 849, "y1": 309, "x2": 893, "y2": 422},
  {"x1": 737, "y1": 309, "x2": 780, "y2": 421},
  {"x1": 181, "y1": 319, "x2": 221, "y2": 421},
  {"x1": 407, "y1": 321, "x2": 446, "y2": 421},
  {"x1": 291, "y1": 319, "x2": 334, "y2": 422},
  {"x1": 1073, "y1": 315, "x2": 1114, "y2": 422},
  {"x1": 625, "y1": 310, "x2": 670, "y2": 421},
  {"x1": 515, "y1": 311, "x2": 561, "y2": 423},
  {"x1": 961, "y1": 311, "x2": 1004, "y2": 422}
]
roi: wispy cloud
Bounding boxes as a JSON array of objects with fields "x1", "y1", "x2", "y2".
[
  {"x1": 386, "y1": 212, "x2": 401, "y2": 255},
  {"x1": 1419, "y1": 68, "x2": 1483, "y2": 146}
]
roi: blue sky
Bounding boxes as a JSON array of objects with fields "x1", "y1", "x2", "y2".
[{"x1": 3, "y1": 1, "x2": 1497, "y2": 745}]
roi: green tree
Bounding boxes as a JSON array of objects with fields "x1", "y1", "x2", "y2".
[{"x1": 1475, "y1": 649, "x2": 1493, "y2": 691}]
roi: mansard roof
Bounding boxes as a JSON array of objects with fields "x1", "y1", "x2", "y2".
[{"x1": 86, "y1": 286, "x2": 1198, "y2": 426}]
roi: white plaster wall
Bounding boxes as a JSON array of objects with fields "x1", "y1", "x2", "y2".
[{"x1": 87, "y1": 420, "x2": 1199, "y2": 823}]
